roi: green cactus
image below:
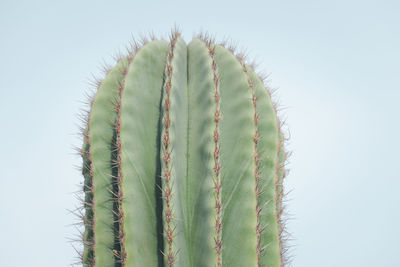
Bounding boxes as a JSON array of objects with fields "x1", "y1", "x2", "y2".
[{"x1": 79, "y1": 30, "x2": 288, "y2": 267}]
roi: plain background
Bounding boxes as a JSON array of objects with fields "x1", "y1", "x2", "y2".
[{"x1": 1, "y1": 0, "x2": 399, "y2": 266}]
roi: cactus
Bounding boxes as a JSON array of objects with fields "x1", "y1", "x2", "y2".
[{"x1": 78, "y1": 30, "x2": 288, "y2": 267}]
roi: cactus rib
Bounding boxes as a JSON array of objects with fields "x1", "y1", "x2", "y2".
[
  {"x1": 185, "y1": 39, "x2": 217, "y2": 266},
  {"x1": 114, "y1": 54, "x2": 135, "y2": 265},
  {"x1": 202, "y1": 40, "x2": 223, "y2": 267},
  {"x1": 246, "y1": 66, "x2": 282, "y2": 266},
  {"x1": 89, "y1": 58, "x2": 131, "y2": 266},
  {"x1": 239, "y1": 60, "x2": 263, "y2": 265},
  {"x1": 161, "y1": 32, "x2": 180, "y2": 267},
  {"x1": 276, "y1": 129, "x2": 287, "y2": 266}
]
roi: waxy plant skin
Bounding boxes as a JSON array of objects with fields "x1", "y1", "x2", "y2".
[{"x1": 78, "y1": 30, "x2": 289, "y2": 267}]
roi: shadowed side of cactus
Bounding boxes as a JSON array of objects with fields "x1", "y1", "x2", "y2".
[{"x1": 78, "y1": 30, "x2": 289, "y2": 267}]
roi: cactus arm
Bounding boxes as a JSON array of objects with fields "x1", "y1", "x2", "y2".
[
  {"x1": 212, "y1": 45, "x2": 258, "y2": 267},
  {"x1": 119, "y1": 40, "x2": 169, "y2": 267},
  {"x1": 246, "y1": 66, "x2": 281, "y2": 267},
  {"x1": 88, "y1": 58, "x2": 130, "y2": 266},
  {"x1": 179, "y1": 39, "x2": 217, "y2": 266}
]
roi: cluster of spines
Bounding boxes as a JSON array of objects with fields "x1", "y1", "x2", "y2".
[
  {"x1": 275, "y1": 124, "x2": 291, "y2": 266},
  {"x1": 111, "y1": 53, "x2": 134, "y2": 265},
  {"x1": 275, "y1": 127, "x2": 284, "y2": 266},
  {"x1": 79, "y1": 94, "x2": 96, "y2": 267},
  {"x1": 239, "y1": 60, "x2": 263, "y2": 264},
  {"x1": 70, "y1": 96, "x2": 97, "y2": 266},
  {"x1": 202, "y1": 38, "x2": 223, "y2": 267},
  {"x1": 161, "y1": 31, "x2": 180, "y2": 267}
]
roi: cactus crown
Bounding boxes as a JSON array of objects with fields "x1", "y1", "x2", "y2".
[{"x1": 76, "y1": 29, "x2": 289, "y2": 267}]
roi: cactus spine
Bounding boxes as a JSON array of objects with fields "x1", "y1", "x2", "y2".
[{"x1": 79, "y1": 30, "x2": 288, "y2": 267}]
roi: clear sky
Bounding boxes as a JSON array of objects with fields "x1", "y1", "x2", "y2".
[{"x1": 0, "y1": 0, "x2": 399, "y2": 266}]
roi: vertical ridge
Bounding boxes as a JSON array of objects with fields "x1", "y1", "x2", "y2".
[
  {"x1": 88, "y1": 58, "x2": 130, "y2": 266},
  {"x1": 161, "y1": 32, "x2": 180, "y2": 267},
  {"x1": 239, "y1": 61, "x2": 262, "y2": 265},
  {"x1": 245, "y1": 65, "x2": 282, "y2": 267},
  {"x1": 184, "y1": 38, "x2": 217, "y2": 267},
  {"x1": 114, "y1": 53, "x2": 135, "y2": 266},
  {"x1": 212, "y1": 42, "x2": 258, "y2": 267},
  {"x1": 202, "y1": 40, "x2": 223, "y2": 267},
  {"x1": 164, "y1": 35, "x2": 190, "y2": 267}
]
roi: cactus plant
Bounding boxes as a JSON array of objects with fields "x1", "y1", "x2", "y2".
[{"x1": 78, "y1": 30, "x2": 288, "y2": 267}]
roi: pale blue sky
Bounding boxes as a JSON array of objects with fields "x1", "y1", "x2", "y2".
[{"x1": 1, "y1": 0, "x2": 399, "y2": 266}]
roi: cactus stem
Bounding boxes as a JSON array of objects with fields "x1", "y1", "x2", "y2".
[
  {"x1": 162, "y1": 31, "x2": 180, "y2": 267},
  {"x1": 78, "y1": 32, "x2": 289, "y2": 267}
]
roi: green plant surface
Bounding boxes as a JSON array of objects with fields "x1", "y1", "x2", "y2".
[{"x1": 79, "y1": 31, "x2": 288, "y2": 267}]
